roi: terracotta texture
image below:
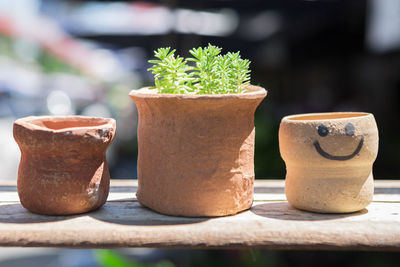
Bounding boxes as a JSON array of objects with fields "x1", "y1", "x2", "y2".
[
  {"x1": 279, "y1": 112, "x2": 379, "y2": 213},
  {"x1": 13, "y1": 116, "x2": 116, "y2": 215},
  {"x1": 129, "y1": 85, "x2": 267, "y2": 217}
]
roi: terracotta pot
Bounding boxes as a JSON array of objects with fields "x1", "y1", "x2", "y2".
[
  {"x1": 279, "y1": 112, "x2": 379, "y2": 213},
  {"x1": 13, "y1": 116, "x2": 116, "y2": 215},
  {"x1": 129, "y1": 85, "x2": 267, "y2": 217}
]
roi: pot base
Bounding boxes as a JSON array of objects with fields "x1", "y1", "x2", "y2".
[
  {"x1": 137, "y1": 194, "x2": 253, "y2": 218},
  {"x1": 18, "y1": 161, "x2": 110, "y2": 216},
  {"x1": 285, "y1": 172, "x2": 374, "y2": 213}
]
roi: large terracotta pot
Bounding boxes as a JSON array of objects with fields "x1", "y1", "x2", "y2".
[
  {"x1": 279, "y1": 112, "x2": 379, "y2": 213},
  {"x1": 13, "y1": 116, "x2": 116, "y2": 215},
  {"x1": 129, "y1": 85, "x2": 267, "y2": 217}
]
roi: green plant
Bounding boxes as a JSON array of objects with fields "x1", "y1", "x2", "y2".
[
  {"x1": 94, "y1": 250, "x2": 175, "y2": 267},
  {"x1": 147, "y1": 47, "x2": 194, "y2": 94},
  {"x1": 148, "y1": 44, "x2": 251, "y2": 94}
]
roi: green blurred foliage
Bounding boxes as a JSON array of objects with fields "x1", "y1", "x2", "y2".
[
  {"x1": 94, "y1": 249, "x2": 400, "y2": 267},
  {"x1": 37, "y1": 50, "x2": 81, "y2": 75},
  {"x1": 94, "y1": 250, "x2": 175, "y2": 267},
  {"x1": 0, "y1": 34, "x2": 81, "y2": 75}
]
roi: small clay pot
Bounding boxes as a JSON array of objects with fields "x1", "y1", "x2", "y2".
[
  {"x1": 13, "y1": 116, "x2": 116, "y2": 215},
  {"x1": 129, "y1": 85, "x2": 267, "y2": 217},
  {"x1": 279, "y1": 112, "x2": 379, "y2": 213}
]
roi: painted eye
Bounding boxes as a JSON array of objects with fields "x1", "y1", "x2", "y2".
[
  {"x1": 345, "y1": 123, "x2": 355, "y2": 136},
  {"x1": 318, "y1": 124, "x2": 329, "y2": 137}
]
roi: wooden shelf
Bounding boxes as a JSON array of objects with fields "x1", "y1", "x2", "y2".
[{"x1": 0, "y1": 179, "x2": 399, "y2": 250}]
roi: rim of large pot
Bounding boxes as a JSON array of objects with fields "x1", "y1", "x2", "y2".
[
  {"x1": 282, "y1": 112, "x2": 373, "y2": 123},
  {"x1": 14, "y1": 115, "x2": 116, "y2": 133},
  {"x1": 129, "y1": 85, "x2": 267, "y2": 100}
]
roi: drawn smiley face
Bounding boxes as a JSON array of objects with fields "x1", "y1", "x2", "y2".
[{"x1": 313, "y1": 123, "x2": 364, "y2": 161}]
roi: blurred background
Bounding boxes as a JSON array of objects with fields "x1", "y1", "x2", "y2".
[{"x1": 0, "y1": 0, "x2": 399, "y2": 266}]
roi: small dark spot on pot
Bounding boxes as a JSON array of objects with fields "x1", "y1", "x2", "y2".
[
  {"x1": 317, "y1": 124, "x2": 329, "y2": 137},
  {"x1": 345, "y1": 123, "x2": 355, "y2": 136},
  {"x1": 98, "y1": 128, "x2": 110, "y2": 138}
]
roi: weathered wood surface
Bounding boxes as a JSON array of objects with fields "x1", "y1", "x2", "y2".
[{"x1": 0, "y1": 179, "x2": 399, "y2": 250}]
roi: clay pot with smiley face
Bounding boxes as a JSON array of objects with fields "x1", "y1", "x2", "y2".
[
  {"x1": 279, "y1": 112, "x2": 379, "y2": 213},
  {"x1": 13, "y1": 116, "x2": 116, "y2": 215}
]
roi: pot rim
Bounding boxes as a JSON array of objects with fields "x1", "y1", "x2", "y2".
[
  {"x1": 282, "y1": 112, "x2": 373, "y2": 123},
  {"x1": 129, "y1": 84, "x2": 267, "y2": 100},
  {"x1": 14, "y1": 115, "x2": 116, "y2": 133}
]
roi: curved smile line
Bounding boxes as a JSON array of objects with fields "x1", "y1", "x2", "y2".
[{"x1": 313, "y1": 136, "x2": 364, "y2": 161}]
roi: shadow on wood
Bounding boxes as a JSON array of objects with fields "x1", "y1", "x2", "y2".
[
  {"x1": 0, "y1": 203, "x2": 87, "y2": 223},
  {"x1": 0, "y1": 186, "x2": 17, "y2": 192},
  {"x1": 254, "y1": 187, "x2": 284, "y2": 194},
  {"x1": 251, "y1": 202, "x2": 368, "y2": 221},
  {"x1": 0, "y1": 202, "x2": 209, "y2": 226},
  {"x1": 88, "y1": 202, "x2": 209, "y2": 226},
  {"x1": 109, "y1": 186, "x2": 137, "y2": 193},
  {"x1": 374, "y1": 187, "x2": 400, "y2": 194}
]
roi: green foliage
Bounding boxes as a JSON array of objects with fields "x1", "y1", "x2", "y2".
[
  {"x1": 148, "y1": 44, "x2": 251, "y2": 94},
  {"x1": 37, "y1": 50, "x2": 81, "y2": 75},
  {"x1": 94, "y1": 250, "x2": 175, "y2": 267},
  {"x1": 147, "y1": 47, "x2": 194, "y2": 94},
  {"x1": 187, "y1": 44, "x2": 221, "y2": 94}
]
